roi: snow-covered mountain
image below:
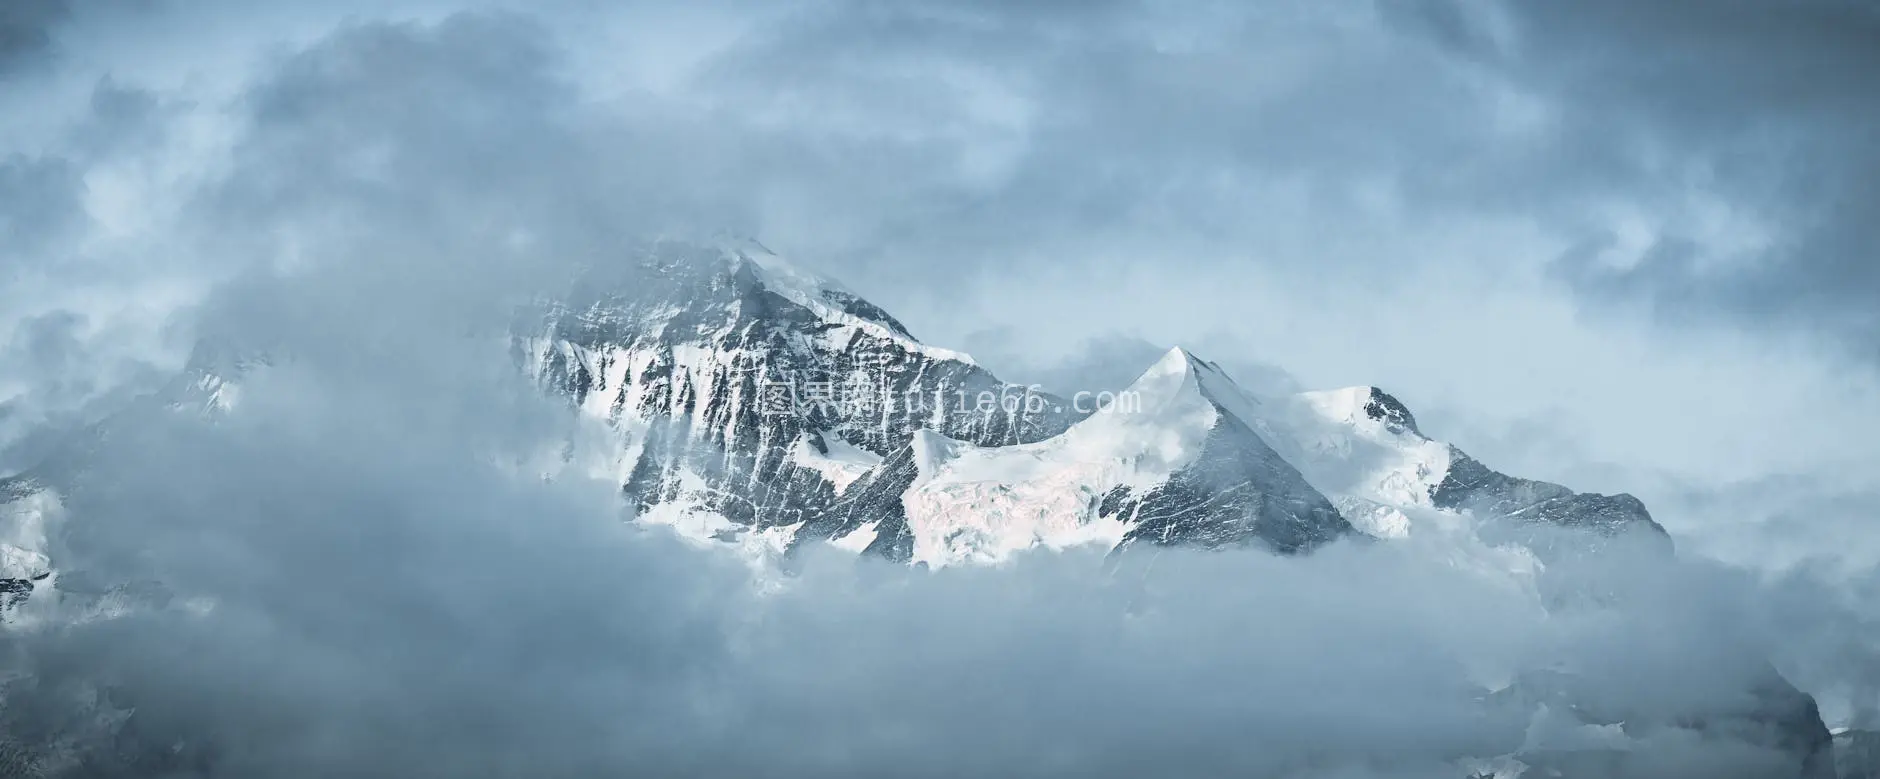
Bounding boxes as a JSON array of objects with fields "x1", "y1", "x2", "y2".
[
  {"x1": 0, "y1": 238, "x2": 1674, "y2": 588},
  {"x1": 1255, "y1": 384, "x2": 1670, "y2": 561},
  {"x1": 504, "y1": 239, "x2": 1670, "y2": 570},
  {"x1": 510, "y1": 240, "x2": 1364, "y2": 567}
]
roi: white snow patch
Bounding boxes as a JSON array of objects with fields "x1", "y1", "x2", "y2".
[
  {"x1": 1332, "y1": 496, "x2": 1414, "y2": 539},
  {"x1": 634, "y1": 468, "x2": 741, "y2": 546},
  {"x1": 196, "y1": 373, "x2": 241, "y2": 412},
  {"x1": 829, "y1": 520, "x2": 881, "y2": 553},
  {"x1": 789, "y1": 433, "x2": 882, "y2": 494},
  {"x1": 739, "y1": 521, "x2": 803, "y2": 567}
]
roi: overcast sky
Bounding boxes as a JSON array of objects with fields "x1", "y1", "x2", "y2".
[
  {"x1": 6, "y1": 0, "x2": 1879, "y2": 569},
  {"x1": 3, "y1": 1, "x2": 1880, "y2": 774}
]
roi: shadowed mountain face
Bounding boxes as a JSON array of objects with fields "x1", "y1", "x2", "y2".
[{"x1": 1434, "y1": 443, "x2": 1670, "y2": 561}]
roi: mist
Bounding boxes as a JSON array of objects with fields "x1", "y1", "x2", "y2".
[{"x1": 4, "y1": 2, "x2": 1880, "y2": 777}]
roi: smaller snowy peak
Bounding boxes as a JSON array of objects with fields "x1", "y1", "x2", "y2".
[
  {"x1": 1259, "y1": 383, "x2": 1669, "y2": 554},
  {"x1": 1255, "y1": 387, "x2": 1454, "y2": 519},
  {"x1": 1298, "y1": 386, "x2": 1423, "y2": 438}
]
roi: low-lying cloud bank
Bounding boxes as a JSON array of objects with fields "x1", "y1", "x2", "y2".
[{"x1": 0, "y1": 358, "x2": 1835, "y2": 776}]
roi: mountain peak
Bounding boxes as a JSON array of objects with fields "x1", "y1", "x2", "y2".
[
  {"x1": 1298, "y1": 386, "x2": 1423, "y2": 438},
  {"x1": 1361, "y1": 387, "x2": 1422, "y2": 436},
  {"x1": 1269, "y1": 383, "x2": 1668, "y2": 552},
  {"x1": 1132, "y1": 346, "x2": 1265, "y2": 428},
  {"x1": 717, "y1": 243, "x2": 976, "y2": 366},
  {"x1": 1136, "y1": 346, "x2": 1202, "y2": 386}
]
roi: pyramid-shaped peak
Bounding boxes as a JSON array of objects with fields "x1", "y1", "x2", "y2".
[
  {"x1": 1124, "y1": 346, "x2": 1262, "y2": 424},
  {"x1": 1142, "y1": 346, "x2": 1201, "y2": 379},
  {"x1": 1142, "y1": 346, "x2": 1237, "y2": 381}
]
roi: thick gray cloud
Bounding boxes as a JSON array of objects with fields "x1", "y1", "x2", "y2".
[
  {"x1": 0, "y1": 0, "x2": 67, "y2": 76},
  {"x1": 1410, "y1": 0, "x2": 1880, "y2": 359},
  {"x1": 0, "y1": 75, "x2": 199, "y2": 471},
  {"x1": 774, "y1": 0, "x2": 1880, "y2": 367}
]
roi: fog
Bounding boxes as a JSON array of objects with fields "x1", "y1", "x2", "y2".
[{"x1": 3, "y1": 2, "x2": 1879, "y2": 776}]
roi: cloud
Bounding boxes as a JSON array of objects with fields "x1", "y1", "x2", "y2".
[
  {"x1": 0, "y1": 4, "x2": 1878, "y2": 777},
  {"x1": 1390, "y1": 0, "x2": 1880, "y2": 361},
  {"x1": 0, "y1": 355, "x2": 1815, "y2": 776},
  {"x1": 0, "y1": 0, "x2": 68, "y2": 77}
]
